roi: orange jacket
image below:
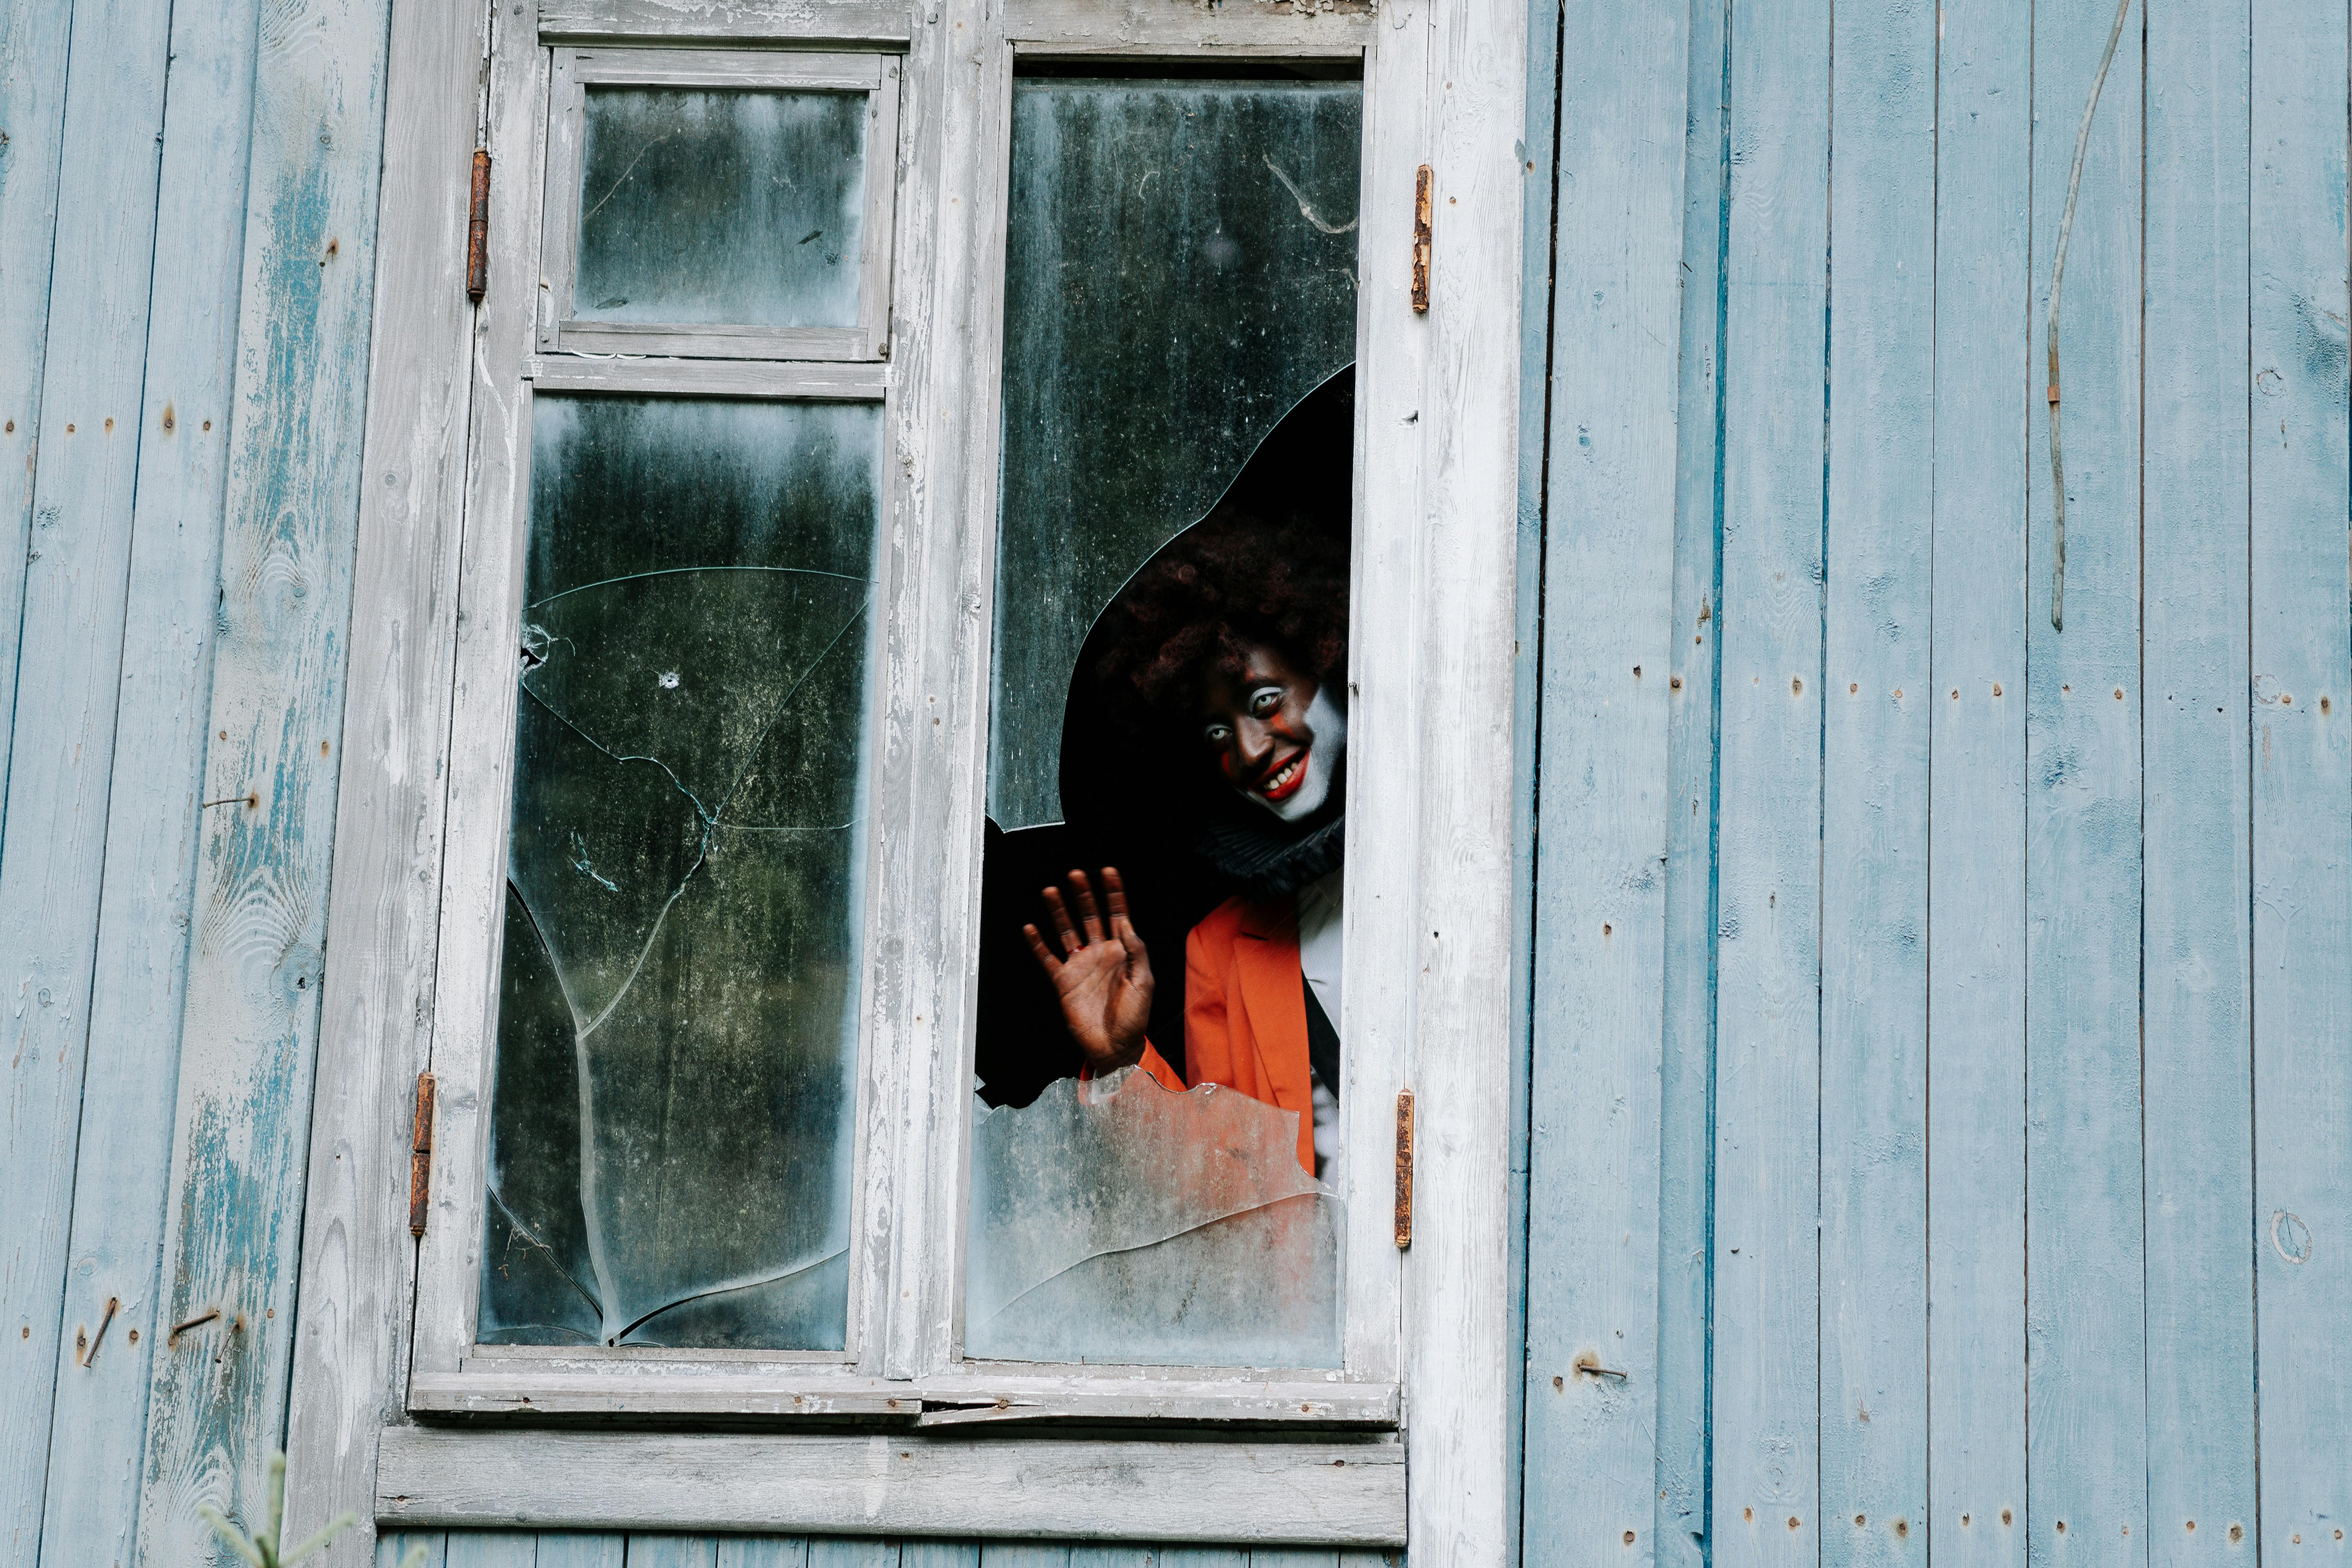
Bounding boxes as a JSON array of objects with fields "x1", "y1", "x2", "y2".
[{"x1": 1132, "y1": 893, "x2": 1317, "y2": 1174}]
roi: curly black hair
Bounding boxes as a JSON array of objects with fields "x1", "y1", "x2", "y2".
[{"x1": 1090, "y1": 505, "x2": 1350, "y2": 737}]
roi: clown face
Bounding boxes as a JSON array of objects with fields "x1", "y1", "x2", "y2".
[{"x1": 1197, "y1": 638, "x2": 1348, "y2": 822}]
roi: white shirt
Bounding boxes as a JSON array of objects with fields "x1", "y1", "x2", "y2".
[{"x1": 1295, "y1": 868, "x2": 1344, "y2": 1184}]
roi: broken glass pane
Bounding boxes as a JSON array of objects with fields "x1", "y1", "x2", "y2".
[
  {"x1": 968, "y1": 72, "x2": 1361, "y2": 1371},
  {"x1": 573, "y1": 85, "x2": 868, "y2": 330},
  {"x1": 988, "y1": 77, "x2": 1363, "y2": 830},
  {"x1": 965, "y1": 1068, "x2": 1341, "y2": 1367},
  {"x1": 478, "y1": 393, "x2": 879, "y2": 1351}
]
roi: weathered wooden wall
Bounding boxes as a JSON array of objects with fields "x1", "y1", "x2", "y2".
[{"x1": 1520, "y1": 5, "x2": 2351, "y2": 1568}]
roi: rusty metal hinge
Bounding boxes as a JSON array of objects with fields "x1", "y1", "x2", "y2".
[
  {"x1": 1410, "y1": 165, "x2": 1432, "y2": 314},
  {"x1": 409, "y1": 1072, "x2": 437, "y2": 1237},
  {"x1": 1393, "y1": 1089, "x2": 1415, "y2": 1248},
  {"x1": 466, "y1": 149, "x2": 491, "y2": 302}
]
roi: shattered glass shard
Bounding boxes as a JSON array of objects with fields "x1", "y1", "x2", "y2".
[{"x1": 965, "y1": 1067, "x2": 1342, "y2": 1367}]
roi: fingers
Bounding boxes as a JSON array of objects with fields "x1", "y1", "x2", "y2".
[
  {"x1": 1040, "y1": 885, "x2": 1082, "y2": 954},
  {"x1": 1066, "y1": 869, "x2": 1106, "y2": 943},
  {"x1": 1020, "y1": 922, "x2": 1062, "y2": 974},
  {"x1": 1100, "y1": 865, "x2": 1130, "y2": 925}
]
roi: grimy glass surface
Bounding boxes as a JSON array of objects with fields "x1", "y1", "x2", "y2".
[
  {"x1": 573, "y1": 85, "x2": 867, "y2": 330},
  {"x1": 987, "y1": 79, "x2": 1362, "y2": 831},
  {"x1": 479, "y1": 394, "x2": 880, "y2": 1350},
  {"x1": 966, "y1": 77, "x2": 1359, "y2": 1370}
]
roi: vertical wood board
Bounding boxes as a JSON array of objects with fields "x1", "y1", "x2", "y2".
[
  {"x1": 2023, "y1": 0, "x2": 2149, "y2": 1562},
  {"x1": 0, "y1": 0, "x2": 175, "y2": 1555},
  {"x1": 1520, "y1": 0, "x2": 1689, "y2": 1558},
  {"x1": 2139, "y1": 3, "x2": 2258, "y2": 1562},
  {"x1": 1817, "y1": 0, "x2": 1933, "y2": 1558},
  {"x1": 1925, "y1": 3, "x2": 2033, "y2": 1568},
  {"x1": 131, "y1": 0, "x2": 395, "y2": 1554},
  {"x1": 1652, "y1": 2, "x2": 1728, "y2": 1562},
  {"x1": 2249, "y1": 0, "x2": 2352, "y2": 1547},
  {"x1": 1708, "y1": 0, "x2": 1830, "y2": 1560},
  {"x1": 28, "y1": 0, "x2": 265, "y2": 1553}
]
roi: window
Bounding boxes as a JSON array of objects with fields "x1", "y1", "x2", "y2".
[
  {"x1": 411, "y1": 0, "x2": 1405, "y2": 1425},
  {"x1": 327, "y1": 0, "x2": 1532, "y2": 1542}
]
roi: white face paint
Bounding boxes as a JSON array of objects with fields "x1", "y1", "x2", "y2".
[{"x1": 1244, "y1": 685, "x2": 1348, "y2": 822}]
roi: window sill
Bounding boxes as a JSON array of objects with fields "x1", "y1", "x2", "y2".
[
  {"x1": 375, "y1": 1426, "x2": 1406, "y2": 1545},
  {"x1": 407, "y1": 1368, "x2": 1400, "y2": 1428}
]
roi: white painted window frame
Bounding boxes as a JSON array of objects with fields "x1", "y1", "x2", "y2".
[{"x1": 285, "y1": 0, "x2": 1525, "y2": 1550}]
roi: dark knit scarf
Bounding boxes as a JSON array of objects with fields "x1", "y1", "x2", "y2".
[{"x1": 1194, "y1": 803, "x2": 1345, "y2": 902}]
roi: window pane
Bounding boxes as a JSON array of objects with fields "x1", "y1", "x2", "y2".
[
  {"x1": 987, "y1": 79, "x2": 1362, "y2": 831},
  {"x1": 479, "y1": 394, "x2": 880, "y2": 1351},
  {"x1": 968, "y1": 77, "x2": 1360, "y2": 1370},
  {"x1": 573, "y1": 86, "x2": 868, "y2": 330}
]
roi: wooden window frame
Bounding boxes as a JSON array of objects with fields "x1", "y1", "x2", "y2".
[
  {"x1": 538, "y1": 45, "x2": 901, "y2": 361},
  {"x1": 284, "y1": 0, "x2": 1526, "y2": 1551}
]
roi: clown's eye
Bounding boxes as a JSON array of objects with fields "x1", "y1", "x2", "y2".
[
  {"x1": 1249, "y1": 686, "x2": 1284, "y2": 716},
  {"x1": 1203, "y1": 722, "x2": 1234, "y2": 744}
]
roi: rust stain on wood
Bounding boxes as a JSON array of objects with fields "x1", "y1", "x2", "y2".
[
  {"x1": 409, "y1": 1071, "x2": 437, "y2": 1236},
  {"x1": 1394, "y1": 1088, "x2": 1415, "y2": 1247},
  {"x1": 1411, "y1": 165, "x2": 1432, "y2": 313},
  {"x1": 466, "y1": 149, "x2": 491, "y2": 302}
]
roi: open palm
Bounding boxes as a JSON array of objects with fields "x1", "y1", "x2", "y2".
[{"x1": 1022, "y1": 867, "x2": 1154, "y2": 1072}]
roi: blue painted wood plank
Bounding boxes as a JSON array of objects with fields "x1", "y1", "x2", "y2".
[
  {"x1": 0, "y1": 0, "x2": 177, "y2": 1555},
  {"x1": 27, "y1": 0, "x2": 265, "y2": 1552},
  {"x1": 1926, "y1": 4, "x2": 2032, "y2": 1568},
  {"x1": 1251, "y1": 1551, "x2": 1341, "y2": 1568},
  {"x1": 1520, "y1": 0, "x2": 1690, "y2": 1558},
  {"x1": 2250, "y1": 0, "x2": 2352, "y2": 1547},
  {"x1": 541, "y1": 1536, "x2": 628, "y2": 1568},
  {"x1": 630, "y1": 1537, "x2": 720, "y2": 1568},
  {"x1": 982, "y1": 1543, "x2": 1070, "y2": 1568},
  {"x1": 1818, "y1": 0, "x2": 1933, "y2": 1563},
  {"x1": 1710, "y1": 0, "x2": 1830, "y2": 1559},
  {"x1": 2025, "y1": 0, "x2": 2148, "y2": 1561},
  {"x1": 2141, "y1": 6, "x2": 2258, "y2": 1565},
  {"x1": 1655, "y1": 3, "x2": 1728, "y2": 1564},
  {"x1": 717, "y1": 1537, "x2": 811, "y2": 1568},
  {"x1": 124, "y1": 0, "x2": 394, "y2": 1552},
  {"x1": 0, "y1": 0, "x2": 74, "y2": 810},
  {"x1": 381, "y1": 1532, "x2": 450, "y2": 1568},
  {"x1": 449, "y1": 1534, "x2": 545, "y2": 1568},
  {"x1": 809, "y1": 1537, "x2": 903, "y2": 1568}
]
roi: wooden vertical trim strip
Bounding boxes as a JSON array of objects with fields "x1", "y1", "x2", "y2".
[
  {"x1": 1402, "y1": 0, "x2": 1526, "y2": 1551},
  {"x1": 278, "y1": 0, "x2": 486, "y2": 1557}
]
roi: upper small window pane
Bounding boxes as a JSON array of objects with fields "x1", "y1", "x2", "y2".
[{"x1": 573, "y1": 85, "x2": 869, "y2": 330}]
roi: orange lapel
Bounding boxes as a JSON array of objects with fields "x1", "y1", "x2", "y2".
[{"x1": 1231, "y1": 895, "x2": 1313, "y2": 1155}]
